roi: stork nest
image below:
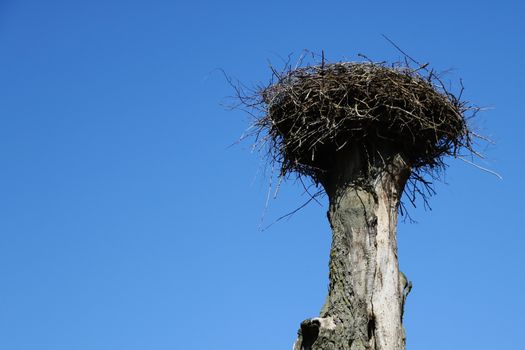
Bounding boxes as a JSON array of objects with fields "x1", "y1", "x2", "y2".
[{"x1": 234, "y1": 59, "x2": 481, "y2": 212}]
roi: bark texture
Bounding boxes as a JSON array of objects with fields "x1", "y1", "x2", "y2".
[{"x1": 293, "y1": 146, "x2": 411, "y2": 350}]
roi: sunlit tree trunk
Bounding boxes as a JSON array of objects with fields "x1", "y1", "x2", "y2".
[{"x1": 293, "y1": 145, "x2": 412, "y2": 350}]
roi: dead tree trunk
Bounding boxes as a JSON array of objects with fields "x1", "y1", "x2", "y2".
[
  {"x1": 293, "y1": 145, "x2": 412, "y2": 350},
  {"x1": 238, "y1": 60, "x2": 476, "y2": 350}
]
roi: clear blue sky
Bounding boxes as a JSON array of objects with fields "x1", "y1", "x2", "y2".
[{"x1": 1, "y1": 1, "x2": 523, "y2": 349}]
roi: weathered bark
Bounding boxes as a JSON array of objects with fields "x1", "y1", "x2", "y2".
[{"x1": 293, "y1": 145, "x2": 412, "y2": 350}]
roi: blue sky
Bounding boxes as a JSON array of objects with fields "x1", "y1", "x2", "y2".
[{"x1": 0, "y1": 1, "x2": 524, "y2": 349}]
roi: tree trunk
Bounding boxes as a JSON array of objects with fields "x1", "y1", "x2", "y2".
[{"x1": 293, "y1": 146, "x2": 411, "y2": 350}]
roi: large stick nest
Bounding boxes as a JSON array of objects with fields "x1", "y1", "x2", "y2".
[{"x1": 234, "y1": 58, "x2": 482, "y2": 213}]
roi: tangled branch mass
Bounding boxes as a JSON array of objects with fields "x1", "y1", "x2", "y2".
[{"x1": 238, "y1": 59, "x2": 481, "y2": 209}]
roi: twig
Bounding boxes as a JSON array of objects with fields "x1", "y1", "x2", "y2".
[{"x1": 458, "y1": 156, "x2": 502, "y2": 180}]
